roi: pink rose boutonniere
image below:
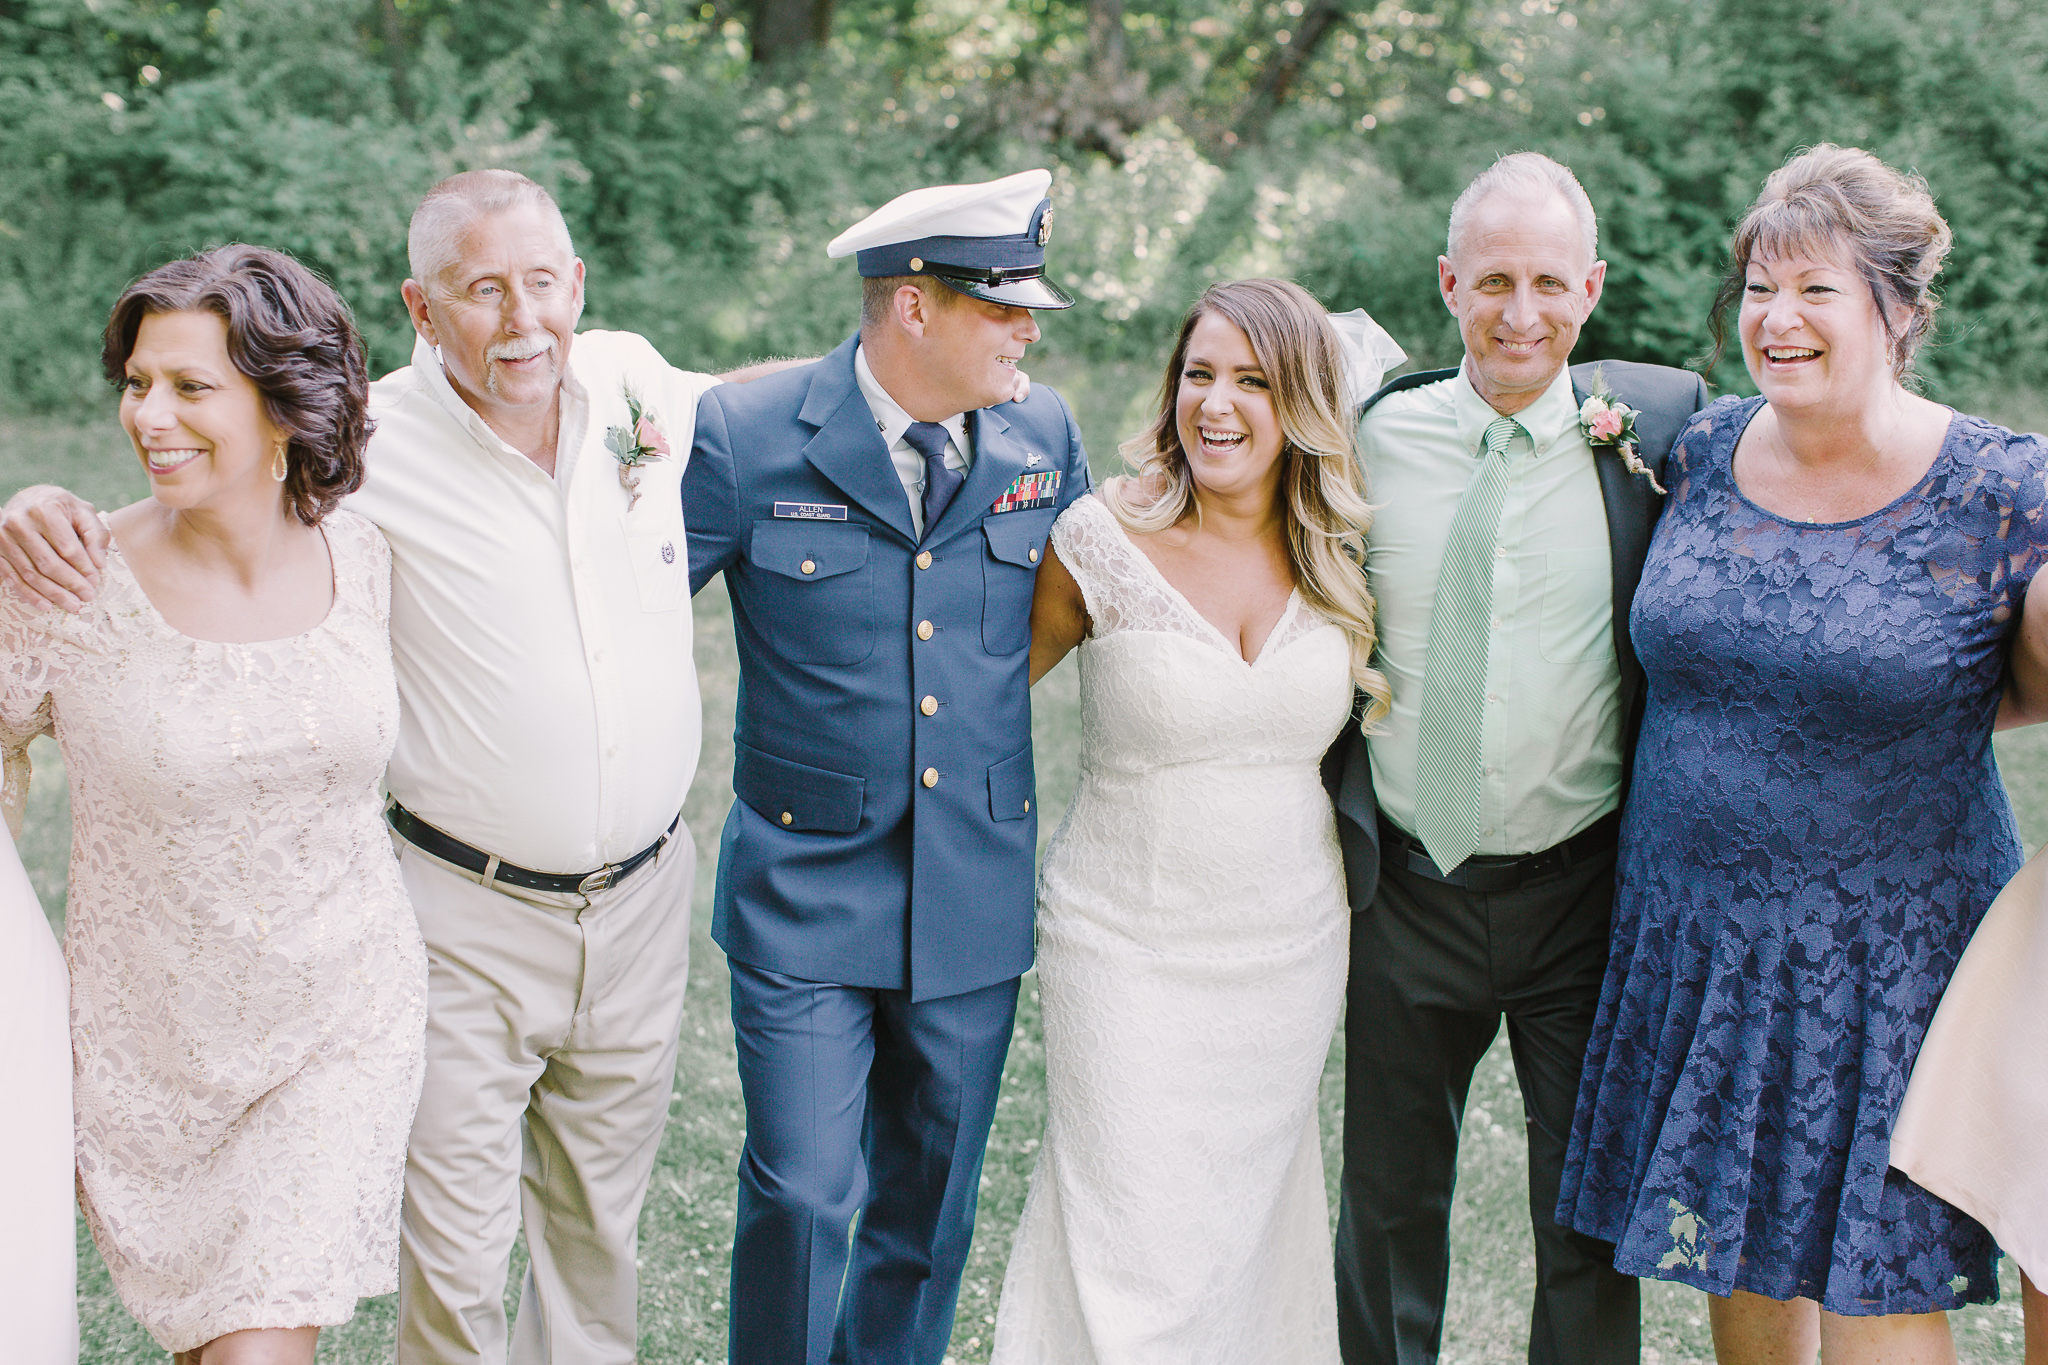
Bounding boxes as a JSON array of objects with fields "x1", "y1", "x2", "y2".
[
  {"x1": 605, "y1": 386, "x2": 670, "y2": 511},
  {"x1": 1578, "y1": 367, "x2": 1664, "y2": 495}
]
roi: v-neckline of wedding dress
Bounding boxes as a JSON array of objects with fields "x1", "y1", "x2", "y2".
[{"x1": 1100, "y1": 508, "x2": 1306, "y2": 669}]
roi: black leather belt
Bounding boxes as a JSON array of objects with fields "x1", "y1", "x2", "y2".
[
  {"x1": 387, "y1": 801, "x2": 678, "y2": 896},
  {"x1": 1379, "y1": 810, "x2": 1621, "y2": 894}
]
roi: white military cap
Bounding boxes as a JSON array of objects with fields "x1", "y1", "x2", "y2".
[{"x1": 827, "y1": 168, "x2": 1073, "y2": 309}]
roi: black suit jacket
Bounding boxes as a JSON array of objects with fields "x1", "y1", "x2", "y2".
[{"x1": 1323, "y1": 359, "x2": 1711, "y2": 911}]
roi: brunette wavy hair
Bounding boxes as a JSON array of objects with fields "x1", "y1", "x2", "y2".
[
  {"x1": 1106, "y1": 278, "x2": 1392, "y2": 729},
  {"x1": 1708, "y1": 144, "x2": 1953, "y2": 382},
  {"x1": 101, "y1": 244, "x2": 372, "y2": 526}
]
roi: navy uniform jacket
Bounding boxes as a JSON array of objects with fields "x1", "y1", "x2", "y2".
[{"x1": 686, "y1": 334, "x2": 1091, "y2": 1001}]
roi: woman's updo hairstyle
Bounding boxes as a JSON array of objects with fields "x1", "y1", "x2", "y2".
[
  {"x1": 1710, "y1": 144, "x2": 1953, "y2": 382},
  {"x1": 102, "y1": 244, "x2": 372, "y2": 527}
]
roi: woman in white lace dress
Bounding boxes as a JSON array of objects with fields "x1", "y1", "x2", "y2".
[
  {"x1": 0, "y1": 246, "x2": 425, "y2": 1364},
  {"x1": 992, "y1": 280, "x2": 1398, "y2": 1363}
]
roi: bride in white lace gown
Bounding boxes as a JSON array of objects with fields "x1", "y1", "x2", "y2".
[{"x1": 994, "y1": 281, "x2": 1399, "y2": 1364}]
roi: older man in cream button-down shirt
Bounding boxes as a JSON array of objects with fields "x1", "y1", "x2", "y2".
[
  {"x1": 351, "y1": 173, "x2": 728, "y2": 1365},
  {"x1": 361, "y1": 328, "x2": 708, "y2": 873}
]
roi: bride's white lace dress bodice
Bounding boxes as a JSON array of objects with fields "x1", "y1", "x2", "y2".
[
  {"x1": 0, "y1": 509, "x2": 427, "y2": 1353},
  {"x1": 993, "y1": 493, "x2": 1353, "y2": 1364}
]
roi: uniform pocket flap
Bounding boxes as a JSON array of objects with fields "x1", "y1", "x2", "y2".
[
  {"x1": 987, "y1": 744, "x2": 1035, "y2": 822},
  {"x1": 749, "y1": 520, "x2": 871, "y2": 581},
  {"x1": 981, "y1": 510, "x2": 1054, "y2": 568},
  {"x1": 735, "y1": 742, "x2": 866, "y2": 834}
]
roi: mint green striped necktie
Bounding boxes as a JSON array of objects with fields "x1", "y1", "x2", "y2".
[{"x1": 1413, "y1": 414, "x2": 1523, "y2": 874}]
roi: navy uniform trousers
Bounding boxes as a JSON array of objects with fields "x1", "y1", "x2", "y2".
[{"x1": 686, "y1": 336, "x2": 1089, "y2": 1365}]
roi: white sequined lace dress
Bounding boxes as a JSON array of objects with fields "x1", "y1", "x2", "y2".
[
  {"x1": 0, "y1": 509, "x2": 427, "y2": 1353},
  {"x1": 992, "y1": 493, "x2": 1352, "y2": 1364}
]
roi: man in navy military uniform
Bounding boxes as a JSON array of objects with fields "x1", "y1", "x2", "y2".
[{"x1": 684, "y1": 169, "x2": 1090, "y2": 1365}]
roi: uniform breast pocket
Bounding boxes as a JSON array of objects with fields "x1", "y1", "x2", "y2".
[
  {"x1": 981, "y1": 510, "x2": 1056, "y2": 655},
  {"x1": 746, "y1": 520, "x2": 874, "y2": 664},
  {"x1": 1539, "y1": 548, "x2": 1616, "y2": 664},
  {"x1": 621, "y1": 516, "x2": 689, "y2": 613}
]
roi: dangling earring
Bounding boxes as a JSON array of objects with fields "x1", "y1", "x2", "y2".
[{"x1": 272, "y1": 441, "x2": 289, "y2": 483}]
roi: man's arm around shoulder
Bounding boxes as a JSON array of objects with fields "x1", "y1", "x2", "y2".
[
  {"x1": 684, "y1": 384, "x2": 745, "y2": 597},
  {"x1": 0, "y1": 485, "x2": 110, "y2": 612}
]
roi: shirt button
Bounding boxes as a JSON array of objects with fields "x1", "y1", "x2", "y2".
[
  {"x1": 1495, "y1": 546, "x2": 1507, "y2": 558},
  {"x1": 1483, "y1": 765, "x2": 1495, "y2": 775},
  {"x1": 922, "y1": 767, "x2": 939, "y2": 788},
  {"x1": 607, "y1": 744, "x2": 618, "y2": 757},
  {"x1": 592, "y1": 649, "x2": 605, "y2": 663},
  {"x1": 1486, "y1": 692, "x2": 1501, "y2": 703},
  {"x1": 1490, "y1": 617, "x2": 1502, "y2": 629},
  {"x1": 1029, "y1": 547, "x2": 1039, "y2": 562},
  {"x1": 917, "y1": 551, "x2": 933, "y2": 570},
  {"x1": 921, "y1": 695, "x2": 939, "y2": 716},
  {"x1": 800, "y1": 559, "x2": 816, "y2": 575},
  {"x1": 781, "y1": 811, "x2": 793, "y2": 826},
  {"x1": 917, "y1": 620, "x2": 934, "y2": 641},
  {"x1": 1483, "y1": 826, "x2": 1495, "y2": 836}
]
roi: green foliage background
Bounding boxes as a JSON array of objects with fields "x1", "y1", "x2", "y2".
[
  {"x1": 5, "y1": 0, "x2": 2047, "y2": 1359},
  {"x1": 4, "y1": 0, "x2": 2047, "y2": 419}
]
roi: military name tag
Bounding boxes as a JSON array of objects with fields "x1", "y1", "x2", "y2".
[
  {"x1": 773, "y1": 501, "x2": 849, "y2": 521},
  {"x1": 990, "y1": 470, "x2": 1061, "y2": 514}
]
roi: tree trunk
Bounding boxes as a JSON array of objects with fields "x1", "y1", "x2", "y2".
[
  {"x1": 1232, "y1": 0, "x2": 1348, "y2": 150},
  {"x1": 1089, "y1": 0, "x2": 1126, "y2": 83},
  {"x1": 376, "y1": 0, "x2": 413, "y2": 120},
  {"x1": 750, "y1": 0, "x2": 834, "y2": 66}
]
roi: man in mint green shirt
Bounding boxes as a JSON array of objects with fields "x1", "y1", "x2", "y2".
[{"x1": 1327, "y1": 153, "x2": 1709, "y2": 1365}]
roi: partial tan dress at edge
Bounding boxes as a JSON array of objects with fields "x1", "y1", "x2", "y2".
[
  {"x1": 1892, "y1": 844, "x2": 2048, "y2": 1286},
  {"x1": 0, "y1": 509, "x2": 427, "y2": 1353}
]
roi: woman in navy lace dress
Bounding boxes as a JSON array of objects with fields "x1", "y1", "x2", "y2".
[{"x1": 1559, "y1": 145, "x2": 2048, "y2": 1362}]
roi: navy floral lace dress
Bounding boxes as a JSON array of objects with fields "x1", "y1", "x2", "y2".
[{"x1": 1559, "y1": 394, "x2": 2048, "y2": 1314}]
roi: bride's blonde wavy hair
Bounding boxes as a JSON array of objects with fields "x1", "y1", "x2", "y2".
[{"x1": 1103, "y1": 278, "x2": 1391, "y2": 730}]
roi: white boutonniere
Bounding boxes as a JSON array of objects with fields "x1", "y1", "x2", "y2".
[
  {"x1": 1579, "y1": 368, "x2": 1663, "y2": 495},
  {"x1": 604, "y1": 387, "x2": 670, "y2": 511}
]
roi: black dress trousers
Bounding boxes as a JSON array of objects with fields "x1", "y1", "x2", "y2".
[{"x1": 1334, "y1": 839, "x2": 1639, "y2": 1365}]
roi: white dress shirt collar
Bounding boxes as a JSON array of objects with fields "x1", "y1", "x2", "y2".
[
  {"x1": 411, "y1": 335, "x2": 592, "y2": 486},
  {"x1": 853, "y1": 344, "x2": 972, "y2": 537},
  {"x1": 852, "y1": 344, "x2": 971, "y2": 456}
]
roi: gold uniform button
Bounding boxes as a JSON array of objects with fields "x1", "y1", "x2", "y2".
[
  {"x1": 800, "y1": 559, "x2": 816, "y2": 575},
  {"x1": 917, "y1": 620, "x2": 934, "y2": 641},
  {"x1": 920, "y1": 695, "x2": 938, "y2": 716},
  {"x1": 1024, "y1": 799, "x2": 1031, "y2": 812},
  {"x1": 909, "y1": 256, "x2": 924, "y2": 271},
  {"x1": 780, "y1": 811, "x2": 793, "y2": 826},
  {"x1": 1029, "y1": 546, "x2": 1039, "y2": 562},
  {"x1": 916, "y1": 551, "x2": 933, "y2": 569},
  {"x1": 922, "y1": 767, "x2": 939, "y2": 788}
]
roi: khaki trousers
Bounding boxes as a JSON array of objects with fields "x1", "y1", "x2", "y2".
[{"x1": 392, "y1": 831, "x2": 694, "y2": 1365}]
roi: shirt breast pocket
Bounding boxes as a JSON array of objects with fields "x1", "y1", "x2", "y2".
[
  {"x1": 1539, "y1": 548, "x2": 1616, "y2": 664},
  {"x1": 981, "y1": 510, "x2": 1056, "y2": 655},
  {"x1": 622, "y1": 516, "x2": 689, "y2": 613},
  {"x1": 746, "y1": 520, "x2": 874, "y2": 664}
]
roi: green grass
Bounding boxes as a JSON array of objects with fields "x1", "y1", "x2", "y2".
[{"x1": 7, "y1": 374, "x2": 2038, "y2": 1362}]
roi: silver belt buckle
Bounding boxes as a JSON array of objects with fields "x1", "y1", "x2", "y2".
[{"x1": 578, "y1": 864, "x2": 620, "y2": 895}]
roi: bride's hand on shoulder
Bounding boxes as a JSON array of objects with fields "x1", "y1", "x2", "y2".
[{"x1": 1028, "y1": 540, "x2": 1088, "y2": 686}]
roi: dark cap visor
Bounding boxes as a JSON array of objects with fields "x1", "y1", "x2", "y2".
[{"x1": 931, "y1": 272, "x2": 1075, "y2": 310}]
